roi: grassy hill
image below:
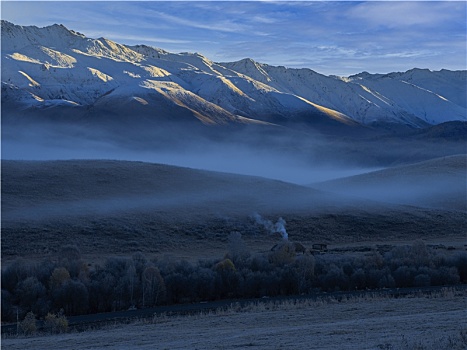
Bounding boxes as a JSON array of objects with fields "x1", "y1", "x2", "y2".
[
  {"x1": 313, "y1": 155, "x2": 467, "y2": 211},
  {"x1": 2, "y1": 159, "x2": 465, "y2": 260},
  {"x1": 1, "y1": 159, "x2": 329, "y2": 219}
]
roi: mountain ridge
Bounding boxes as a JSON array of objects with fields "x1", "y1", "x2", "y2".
[{"x1": 2, "y1": 20, "x2": 466, "y2": 130}]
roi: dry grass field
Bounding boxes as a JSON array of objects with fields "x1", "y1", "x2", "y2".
[
  {"x1": 1, "y1": 158, "x2": 466, "y2": 350},
  {"x1": 3, "y1": 290, "x2": 466, "y2": 350},
  {"x1": 314, "y1": 155, "x2": 467, "y2": 211},
  {"x1": 2, "y1": 159, "x2": 466, "y2": 263}
]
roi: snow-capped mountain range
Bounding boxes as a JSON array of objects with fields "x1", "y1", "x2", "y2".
[{"x1": 2, "y1": 21, "x2": 466, "y2": 129}]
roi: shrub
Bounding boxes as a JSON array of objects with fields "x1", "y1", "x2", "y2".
[
  {"x1": 15, "y1": 276, "x2": 46, "y2": 313},
  {"x1": 269, "y1": 243, "x2": 295, "y2": 266},
  {"x1": 378, "y1": 273, "x2": 396, "y2": 288},
  {"x1": 294, "y1": 255, "x2": 315, "y2": 293},
  {"x1": 53, "y1": 279, "x2": 89, "y2": 315},
  {"x1": 44, "y1": 312, "x2": 68, "y2": 334},
  {"x1": 1, "y1": 258, "x2": 31, "y2": 294},
  {"x1": 214, "y1": 259, "x2": 240, "y2": 298},
  {"x1": 215, "y1": 259, "x2": 236, "y2": 272},
  {"x1": 320, "y1": 265, "x2": 349, "y2": 292},
  {"x1": 20, "y1": 311, "x2": 37, "y2": 335},
  {"x1": 49, "y1": 267, "x2": 71, "y2": 291},
  {"x1": 393, "y1": 265, "x2": 416, "y2": 288},
  {"x1": 350, "y1": 268, "x2": 366, "y2": 290}
]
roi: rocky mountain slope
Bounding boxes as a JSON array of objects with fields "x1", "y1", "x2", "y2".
[{"x1": 2, "y1": 20, "x2": 466, "y2": 130}]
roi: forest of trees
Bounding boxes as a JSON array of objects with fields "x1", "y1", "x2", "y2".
[{"x1": 2, "y1": 234, "x2": 466, "y2": 325}]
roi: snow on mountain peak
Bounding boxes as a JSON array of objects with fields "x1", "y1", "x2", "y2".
[{"x1": 2, "y1": 21, "x2": 466, "y2": 128}]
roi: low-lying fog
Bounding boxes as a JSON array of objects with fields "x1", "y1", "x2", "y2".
[
  {"x1": 1, "y1": 122, "x2": 379, "y2": 185},
  {"x1": 2, "y1": 120, "x2": 466, "y2": 214}
]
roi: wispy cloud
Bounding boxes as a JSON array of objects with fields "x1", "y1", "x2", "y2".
[
  {"x1": 347, "y1": 1, "x2": 466, "y2": 29},
  {"x1": 1, "y1": 1, "x2": 465, "y2": 76},
  {"x1": 85, "y1": 32, "x2": 192, "y2": 45},
  {"x1": 145, "y1": 9, "x2": 251, "y2": 34},
  {"x1": 251, "y1": 15, "x2": 278, "y2": 24}
]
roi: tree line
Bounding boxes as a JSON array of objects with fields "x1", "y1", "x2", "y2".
[{"x1": 2, "y1": 234, "x2": 466, "y2": 324}]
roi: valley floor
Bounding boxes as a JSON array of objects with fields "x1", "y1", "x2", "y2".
[{"x1": 3, "y1": 290, "x2": 466, "y2": 350}]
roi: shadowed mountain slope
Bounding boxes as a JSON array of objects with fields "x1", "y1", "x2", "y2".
[{"x1": 2, "y1": 20, "x2": 466, "y2": 132}]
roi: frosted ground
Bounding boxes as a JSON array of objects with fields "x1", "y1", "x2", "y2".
[{"x1": 3, "y1": 291, "x2": 466, "y2": 350}]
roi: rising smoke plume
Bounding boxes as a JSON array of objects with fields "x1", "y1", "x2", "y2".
[{"x1": 252, "y1": 213, "x2": 288, "y2": 240}]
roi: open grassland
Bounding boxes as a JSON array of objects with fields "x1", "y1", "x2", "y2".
[
  {"x1": 2, "y1": 159, "x2": 466, "y2": 262},
  {"x1": 2, "y1": 159, "x2": 466, "y2": 349},
  {"x1": 3, "y1": 290, "x2": 466, "y2": 350},
  {"x1": 2, "y1": 208, "x2": 466, "y2": 264},
  {"x1": 315, "y1": 155, "x2": 467, "y2": 211}
]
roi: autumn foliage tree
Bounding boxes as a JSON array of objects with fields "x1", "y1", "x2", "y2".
[{"x1": 1, "y1": 241, "x2": 466, "y2": 324}]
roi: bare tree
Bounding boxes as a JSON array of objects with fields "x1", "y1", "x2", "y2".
[{"x1": 142, "y1": 266, "x2": 166, "y2": 307}]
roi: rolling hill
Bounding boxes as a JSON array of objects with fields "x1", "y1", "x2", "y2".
[
  {"x1": 2, "y1": 159, "x2": 465, "y2": 260},
  {"x1": 1, "y1": 159, "x2": 329, "y2": 221},
  {"x1": 313, "y1": 155, "x2": 467, "y2": 211}
]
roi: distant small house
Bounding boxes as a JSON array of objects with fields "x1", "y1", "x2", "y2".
[{"x1": 312, "y1": 243, "x2": 328, "y2": 252}]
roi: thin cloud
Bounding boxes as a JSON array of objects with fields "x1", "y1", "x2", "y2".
[
  {"x1": 1, "y1": 1, "x2": 465, "y2": 76},
  {"x1": 147, "y1": 10, "x2": 251, "y2": 34},
  {"x1": 347, "y1": 2, "x2": 466, "y2": 28},
  {"x1": 251, "y1": 15, "x2": 278, "y2": 24},
  {"x1": 86, "y1": 32, "x2": 192, "y2": 45}
]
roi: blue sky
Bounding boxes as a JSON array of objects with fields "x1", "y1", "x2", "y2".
[{"x1": 2, "y1": 1, "x2": 466, "y2": 76}]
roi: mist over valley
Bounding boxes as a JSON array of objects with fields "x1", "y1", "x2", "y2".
[
  {"x1": 1, "y1": 18, "x2": 466, "y2": 348},
  {"x1": 2, "y1": 18, "x2": 466, "y2": 270}
]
